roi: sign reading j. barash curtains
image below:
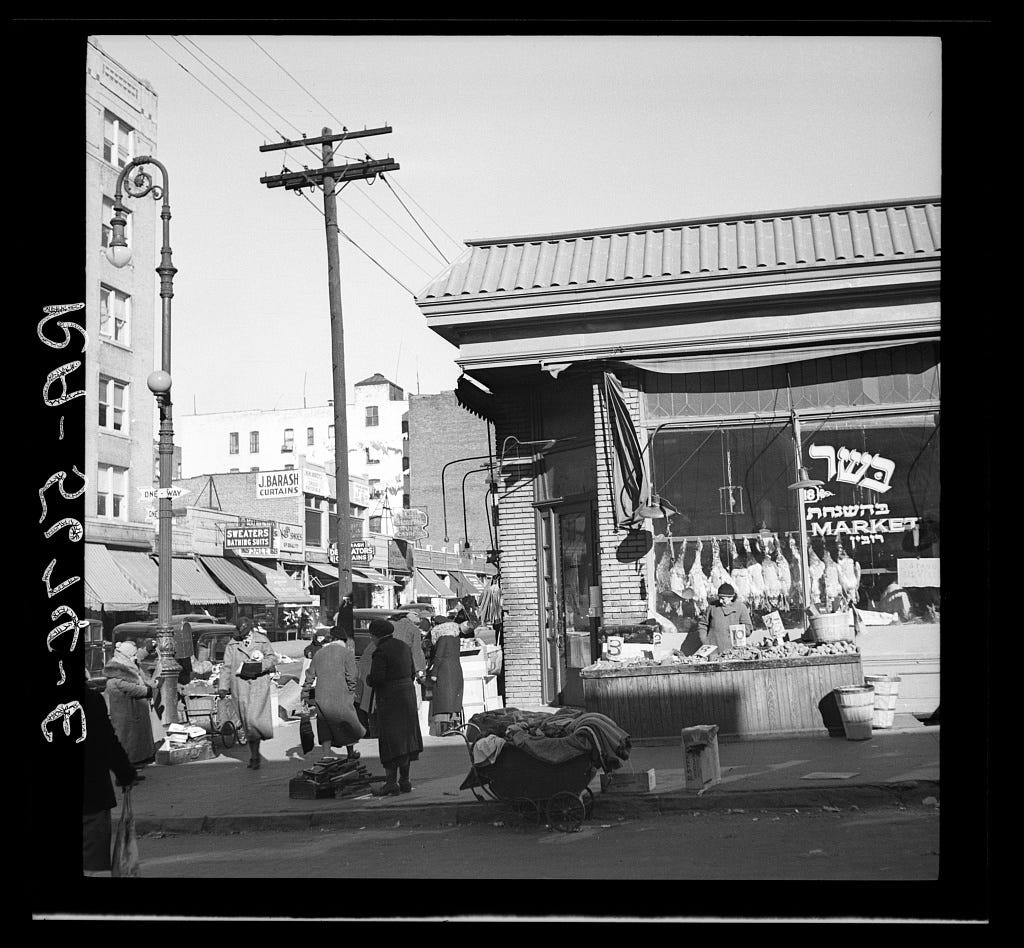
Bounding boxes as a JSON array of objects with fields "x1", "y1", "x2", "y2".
[
  {"x1": 256, "y1": 469, "x2": 301, "y2": 499},
  {"x1": 803, "y1": 443, "x2": 920, "y2": 546}
]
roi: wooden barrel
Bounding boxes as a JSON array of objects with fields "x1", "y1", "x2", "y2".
[
  {"x1": 808, "y1": 612, "x2": 853, "y2": 643},
  {"x1": 864, "y1": 675, "x2": 901, "y2": 729},
  {"x1": 833, "y1": 685, "x2": 874, "y2": 740}
]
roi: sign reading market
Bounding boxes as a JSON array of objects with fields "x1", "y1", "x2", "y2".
[{"x1": 256, "y1": 469, "x2": 301, "y2": 499}]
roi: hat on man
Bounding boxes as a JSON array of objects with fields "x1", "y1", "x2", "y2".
[
  {"x1": 369, "y1": 618, "x2": 395, "y2": 638},
  {"x1": 717, "y1": 583, "x2": 736, "y2": 599}
]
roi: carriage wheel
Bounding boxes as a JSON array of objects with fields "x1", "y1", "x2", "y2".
[
  {"x1": 547, "y1": 792, "x2": 586, "y2": 833},
  {"x1": 220, "y1": 721, "x2": 237, "y2": 748},
  {"x1": 509, "y1": 797, "x2": 543, "y2": 826},
  {"x1": 581, "y1": 787, "x2": 595, "y2": 820}
]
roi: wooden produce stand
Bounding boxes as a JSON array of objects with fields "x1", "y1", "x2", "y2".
[{"x1": 580, "y1": 653, "x2": 862, "y2": 741}]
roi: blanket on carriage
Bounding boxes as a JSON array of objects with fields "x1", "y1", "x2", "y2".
[{"x1": 465, "y1": 707, "x2": 631, "y2": 773}]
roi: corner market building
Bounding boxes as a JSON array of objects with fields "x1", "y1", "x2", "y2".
[{"x1": 415, "y1": 196, "x2": 940, "y2": 720}]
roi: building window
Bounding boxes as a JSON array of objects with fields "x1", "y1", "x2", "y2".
[
  {"x1": 305, "y1": 505, "x2": 323, "y2": 547},
  {"x1": 307, "y1": 427, "x2": 315, "y2": 446},
  {"x1": 249, "y1": 431, "x2": 260, "y2": 454},
  {"x1": 250, "y1": 466, "x2": 260, "y2": 472},
  {"x1": 365, "y1": 406, "x2": 379, "y2": 427},
  {"x1": 229, "y1": 432, "x2": 239, "y2": 455},
  {"x1": 97, "y1": 376, "x2": 128, "y2": 433},
  {"x1": 96, "y1": 463, "x2": 128, "y2": 520},
  {"x1": 99, "y1": 285, "x2": 131, "y2": 345},
  {"x1": 369, "y1": 478, "x2": 381, "y2": 499},
  {"x1": 101, "y1": 195, "x2": 131, "y2": 249},
  {"x1": 103, "y1": 110, "x2": 133, "y2": 168},
  {"x1": 388, "y1": 383, "x2": 404, "y2": 401},
  {"x1": 282, "y1": 428, "x2": 294, "y2": 452}
]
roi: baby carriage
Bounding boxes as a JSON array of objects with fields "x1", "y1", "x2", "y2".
[{"x1": 180, "y1": 685, "x2": 245, "y2": 749}]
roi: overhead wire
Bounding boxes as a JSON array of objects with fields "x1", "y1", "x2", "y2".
[{"x1": 381, "y1": 176, "x2": 450, "y2": 263}]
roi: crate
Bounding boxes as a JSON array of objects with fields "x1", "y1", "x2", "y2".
[{"x1": 156, "y1": 735, "x2": 215, "y2": 766}]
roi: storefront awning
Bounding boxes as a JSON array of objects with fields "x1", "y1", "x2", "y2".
[
  {"x1": 169, "y1": 557, "x2": 235, "y2": 606},
  {"x1": 242, "y1": 560, "x2": 314, "y2": 605},
  {"x1": 107, "y1": 549, "x2": 160, "y2": 601},
  {"x1": 307, "y1": 562, "x2": 337, "y2": 588},
  {"x1": 448, "y1": 570, "x2": 484, "y2": 597},
  {"x1": 355, "y1": 566, "x2": 399, "y2": 588},
  {"x1": 84, "y1": 544, "x2": 151, "y2": 611},
  {"x1": 198, "y1": 555, "x2": 276, "y2": 606},
  {"x1": 415, "y1": 568, "x2": 459, "y2": 600}
]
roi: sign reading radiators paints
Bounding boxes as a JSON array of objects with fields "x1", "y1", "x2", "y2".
[{"x1": 256, "y1": 469, "x2": 301, "y2": 499}]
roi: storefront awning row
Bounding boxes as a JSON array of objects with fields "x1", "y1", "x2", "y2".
[
  {"x1": 241, "y1": 560, "x2": 313, "y2": 605},
  {"x1": 415, "y1": 568, "x2": 458, "y2": 600},
  {"x1": 84, "y1": 543, "x2": 151, "y2": 611},
  {"x1": 198, "y1": 555, "x2": 276, "y2": 606},
  {"x1": 308, "y1": 562, "x2": 400, "y2": 588},
  {"x1": 103, "y1": 550, "x2": 233, "y2": 607}
]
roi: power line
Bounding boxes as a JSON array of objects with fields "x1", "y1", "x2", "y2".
[
  {"x1": 389, "y1": 178, "x2": 465, "y2": 255},
  {"x1": 382, "y1": 175, "x2": 450, "y2": 263}
]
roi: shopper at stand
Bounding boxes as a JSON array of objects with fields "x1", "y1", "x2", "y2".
[
  {"x1": 219, "y1": 616, "x2": 277, "y2": 770},
  {"x1": 102, "y1": 640, "x2": 158, "y2": 766},
  {"x1": 355, "y1": 611, "x2": 427, "y2": 724},
  {"x1": 301, "y1": 627, "x2": 365, "y2": 761},
  {"x1": 82, "y1": 685, "x2": 139, "y2": 877},
  {"x1": 365, "y1": 619, "x2": 423, "y2": 795},
  {"x1": 697, "y1": 583, "x2": 753, "y2": 654},
  {"x1": 425, "y1": 620, "x2": 465, "y2": 736}
]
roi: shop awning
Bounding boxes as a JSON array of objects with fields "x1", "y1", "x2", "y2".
[
  {"x1": 198, "y1": 555, "x2": 276, "y2": 606},
  {"x1": 448, "y1": 570, "x2": 483, "y2": 598},
  {"x1": 602, "y1": 370, "x2": 650, "y2": 529},
  {"x1": 242, "y1": 560, "x2": 313, "y2": 604},
  {"x1": 84, "y1": 544, "x2": 151, "y2": 611},
  {"x1": 355, "y1": 566, "x2": 399, "y2": 588},
  {"x1": 107, "y1": 550, "x2": 160, "y2": 601},
  {"x1": 415, "y1": 568, "x2": 459, "y2": 600},
  {"x1": 307, "y1": 562, "x2": 338, "y2": 588},
  {"x1": 169, "y1": 557, "x2": 235, "y2": 606}
]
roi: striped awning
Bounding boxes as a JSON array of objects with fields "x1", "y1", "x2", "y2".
[
  {"x1": 84, "y1": 544, "x2": 151, "y2": 611},
  {"x1": 198, "y1": 555, "x2": 276, "y2": 606},
  {"x1": 450, "y1": 570, "x2": 484, "y2": 596},
  {"x1": 243, "y1": 560, "x2": 313, "y2": 605},
  {"x1": 169, "y1": 557, "x2": 235, "y2": 606},
  {"x1": 107, "y1": 550, "x2": 161, "y2": 601},
  {"x1": 415, "y1": 568, "x2": 458, "y2": 600},
  {"x1": 355, "y1": 566, "x2": 399, "y2": 588}
]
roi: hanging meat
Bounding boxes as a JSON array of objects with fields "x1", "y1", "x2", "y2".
[
  {"x1": 807, "y1": 543, "x2": 826, "y2": 606},
  {"x1": 687, "y1": 538, "x2": 710, "y2": 611},
  {"x1": 669, "y1": 541, "x2": 689, "y2": 597},
  {"x1": 708, "y1": 538, "x2": 732, "y2": 594},
  {"x1": 823, "y1": 545, "x2": 842, "y2": 605},
  {"x1": 783, "y1": 535, "x2": 802, "y2": 609},
  {"x1": 655, "y1": 547, "x2": 673, "y2": 595},
  {"x1": 729, "y1": 537, "x2": 751, "y2": 604},
  {"x1": 836, "y1": 537, "x2": 862, "y2": 605},
  {"x1": 761, "y1": 536, "x2": 783, "y2": 608},
  {"x1": 745, "y1": 537, "x2": 766, "y2": 611}
]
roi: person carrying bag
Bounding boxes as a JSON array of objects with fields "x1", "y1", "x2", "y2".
[{"x1": 111, "y1": 786, "x2": 141, "y2": 878}]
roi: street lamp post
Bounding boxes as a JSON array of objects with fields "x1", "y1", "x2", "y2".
[{"x1": 107, "y1": 156, "x2": 180, "y2": 725}]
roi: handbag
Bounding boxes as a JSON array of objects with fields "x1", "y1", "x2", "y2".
[
  {"x1": 299, "y1": 712, "x2": 316, "y2": 755},
  {"x1": 111, "y1": 787, "x2": 141, "y2": 878},
  {"x1": 420, "y1": 677, "x2": 434, "y2": 702}
]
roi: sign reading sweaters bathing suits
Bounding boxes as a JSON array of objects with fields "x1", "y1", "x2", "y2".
[
  {"x1": 225, "y1": 523, "x2": 274, "y2": 556},
  {"x1": 256, "y1": 469, "x2": 301, "y2": 499}
]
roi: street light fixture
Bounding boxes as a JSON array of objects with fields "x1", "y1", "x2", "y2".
[{"x1": 109, "y1": 156, "x2": 181, "y2": 726}]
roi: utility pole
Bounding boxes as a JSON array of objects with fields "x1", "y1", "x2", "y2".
[{"x1": 260, "y1": 126, "x2": 399, "y2": 602}]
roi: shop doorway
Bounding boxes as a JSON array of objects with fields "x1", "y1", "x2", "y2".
[{"x1": 538, "y1": 498, "x2": 597, "y2": 707}]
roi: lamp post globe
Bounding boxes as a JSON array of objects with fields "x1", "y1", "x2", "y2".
[
  {"x1": 105, "y1": 243, "x2": 132, "y2": 268},
  {"x1": 148, "y1": 369, "x2": 172, "y2": 396}
]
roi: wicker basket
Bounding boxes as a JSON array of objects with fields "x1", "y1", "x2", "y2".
[{"x1": 808, "y1": 612, "x2": 853, "y2": 643}]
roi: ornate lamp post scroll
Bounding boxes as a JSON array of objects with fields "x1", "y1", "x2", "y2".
[{"x1": 107, "y1": 157, "x2": 181, "y2": 725}]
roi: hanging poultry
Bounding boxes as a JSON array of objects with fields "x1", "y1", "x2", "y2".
[
  {"x1": 729, "y1": 537, "x2": 751, "y2": 604},
  {"x1": 783, "y1": 535, "x2": 802, "y2": 609},
  {"x1": 807, "y1": 543, "x2": 826, "y2": 606},
  {"x1": 708, "y1": 537, "x2": 732, "y2": 593},
  {"x1": 822, "y1": 544, "x2": 842, "y2": 606},
  {"x1": 745, "y1": 537, "x2": 766, "y2": 611},
  {"x1": 761, "y1": 535, "x2": 783, "y2": 608},
  {"x1": 687, "y1": 538, "x2": 711, "y2": 611},
  {"x1": 669, "y1": 541, "x2": 689, "y2": 597},
  {"x1": 655, "y1": 547, "x2": 673, "y2": 595},
  {"x1": 836, "y1": 536, "x2": 862, "y2": 605}
]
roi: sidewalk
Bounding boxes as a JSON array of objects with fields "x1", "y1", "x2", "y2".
[{"x1": 130, "y1": 708, "x2": 940, "y2": 835}]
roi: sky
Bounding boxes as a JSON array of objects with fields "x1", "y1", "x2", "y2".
[{"x1": 93, "y1": 33, "x2": 942, "y2": 416}]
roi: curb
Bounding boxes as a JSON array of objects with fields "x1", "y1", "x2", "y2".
[{"x1": 134, "y1": 780, "x2": 940, "y2": 836}]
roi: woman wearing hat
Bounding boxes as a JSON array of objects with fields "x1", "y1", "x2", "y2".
[
  {"x1": 102, "y1": 640, "x2": 159, "y2": 766},
  {"x1": 301, "y1": 627, "x2": 365, "y2": 761},
  {"x1": 425, "y1": 621, "x2": 464, "y2": 737},
  {"x1": 697, "y1": 583, "x2": 753, "y2": 654},
  {"x1": 219, "y1": 616, "x2": 277, "y2": 770},
  {"x1": 365, "y1": 619, "x2": 423, "y2": 796}
]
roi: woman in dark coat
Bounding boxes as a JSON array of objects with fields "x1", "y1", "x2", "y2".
[
  {"x1": 365, "y1": 619, "x2": 423, "y2": 796},
  {"x1": 425, "y1": 621, "x2": 464, "y2": 736},
  {"x1": 102, "y1": 640, "x2": 158, "y2": 765},
  {"x1": 302, "y1": 628, "x2": 365, "y2": 760}
]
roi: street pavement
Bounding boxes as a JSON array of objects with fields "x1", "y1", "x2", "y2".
[{"x1": 129, "y1": 704, "x2": 940, "y2": 836}]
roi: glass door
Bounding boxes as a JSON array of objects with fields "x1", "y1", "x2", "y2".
[{"x1": 558, "y1": 501, "x2": 594, "y2": 707}]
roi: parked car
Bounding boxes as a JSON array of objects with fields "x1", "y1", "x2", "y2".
[
  {"x1": 83, "y1": 619, "x2": 113, "y2": 691},
  {"x1": 111, "y1": 615, "x2": 229, "y2": 684},
  {"x1": 350, "y1": 608, "x2": 416, "y2": 658},
  {"x1": 403, "y1": 602, "x2": 437, "y2": 623}
]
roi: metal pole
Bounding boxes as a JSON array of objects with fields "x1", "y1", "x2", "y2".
[
  {"x1": 321, "y1": 128, "x2": 353, "y2": 601},
  {"x1": 791, "y1": 410, "x2": 814, "y2": 631}
]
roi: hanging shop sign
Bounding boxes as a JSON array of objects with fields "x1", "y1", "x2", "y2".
[
  {"x1": 256, "y1": 469, "x2": 301, "y2": 499},
  {"x1": 351, "y1": 541, "x2": 374, "y2": 566},
  {"x1": 225, "y1": 523, "x2": 274, "y2": 556},
  {"x1": 274, "y1": 522, "x2": 305, "y2": 556},
  {"x1": 139, "y1": 486, "x2": 189, "y2": 500},
  {"x1": 328, "y1": 541, "x2": 338, "y2": 565},
  {"x1": 392, "y1": 507, "x2": 429, "y2": 540}
]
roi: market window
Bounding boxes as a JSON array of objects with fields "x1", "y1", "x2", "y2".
[
  {"x1": 229, "y1": 431, "x2": 239, "y2": 455},
  {"x1": 101, "y1": 195, "x2": 131, "y2": 249},
  {"x1": 365, "y1": 406, "x2": 379, "y2": 427},
  {"x1": 283, "y1": 428, "x2": 294, "y2": 452},
  {"x1": 307, "y1": 427, "x2": 315, "y2": 446},
  {"x1": 102, "y1": 110, "x2": 133, "y2": 168},
  {"x1": 98, "y1": 376, "x2": 128, "y2": 433},
  {"x1": 99, "y1": 285, "x2": 131, "y2": 345},
  {"x1": 249, "y1": 431, "x2": 259, "y2": 454},
  {"x1": 96, "y1": 463, "x2": 128, "y2": 520}
]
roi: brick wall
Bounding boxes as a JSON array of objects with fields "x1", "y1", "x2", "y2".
[
  {"x1": 492, "y1": 395, "x2": 545, "y2": 707},
  {"x1": 591, "y1": 368, "x2": 650, "y2": 626},
  {"x1": 173, "y1": 472, "x2": 304, "y2": 527}
]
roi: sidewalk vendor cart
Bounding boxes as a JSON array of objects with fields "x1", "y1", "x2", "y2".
[
  {"x1": 180, "y1": 683, "x2": 245, "y2": 748},
  {"x1": 451, "y1": 708, "x2": 631, "y2": 832}
]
